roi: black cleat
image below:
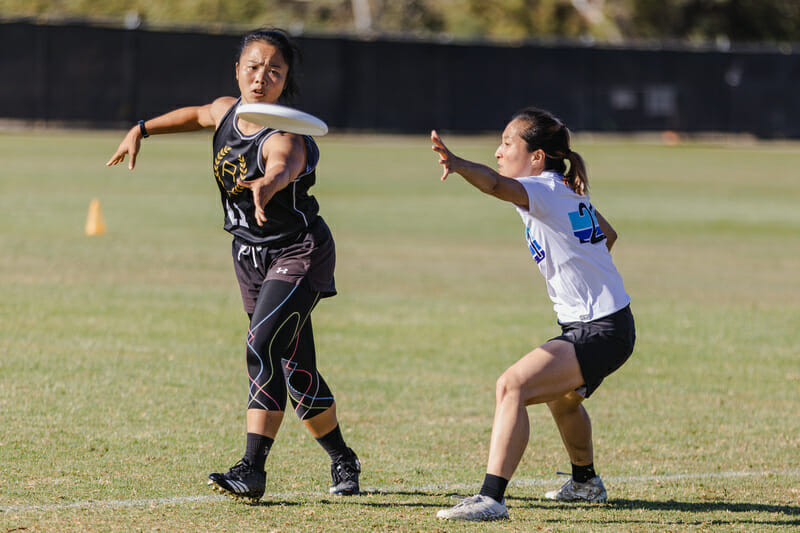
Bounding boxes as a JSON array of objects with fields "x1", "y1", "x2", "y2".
[
  {"x1": 208, "y1": 459, "x2": 266, "y2": 503},
  {"x1": 329, "y1": 448, "x2": 361, "y2": 495}
]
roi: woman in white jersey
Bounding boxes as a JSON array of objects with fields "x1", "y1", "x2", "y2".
[{"x1": 433, "y1": 107, "x2": 635, "y2": 521}]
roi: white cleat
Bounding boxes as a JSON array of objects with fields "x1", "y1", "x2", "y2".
[
  {"x1": 545, "y1": 476, "x2": 607, "y2": 503},
  {"x1": 436, "y1": 494, "x2": 509, "y2": 521}
]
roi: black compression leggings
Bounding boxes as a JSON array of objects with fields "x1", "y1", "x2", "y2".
[{"x1": 245, "y1": 279, "x2": 334, "y2": 419}]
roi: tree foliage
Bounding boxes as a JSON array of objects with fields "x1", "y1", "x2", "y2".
[
  {"x1": 626, "y1": 0, "x2": 800, "y2": 42},
  {"x1": 1, "y1": 0, "x2": 798, "y2": 44}
]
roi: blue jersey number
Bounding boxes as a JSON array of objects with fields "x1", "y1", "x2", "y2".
[
  {"x1": 525, "y1": 228, "x2": 546, "y2": 264},
  {"x1": 568, "y1": 203, "x2": 606, "y2": 244}
]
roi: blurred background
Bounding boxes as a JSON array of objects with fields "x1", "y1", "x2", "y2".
[{"x1": 1, "y1": 0, "x2": 799, "y2": 137}]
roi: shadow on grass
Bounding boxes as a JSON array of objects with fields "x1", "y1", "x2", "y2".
[
  {"x1": 244, "y1": 493, "x2": 800, "y2": 526},
  {"x1": 609, "y1": 498, "x2": 799, "y2": 516},
  {"x1": 254, "y1": 490, "x2": 444, "y2": 509},
  {"x1": 344, "y1": 490, "x2": 444, "y2": 509},
  {"x1": 509, "y1": 496, "x2": 800, "y2": 526},
  {"x1": 251, "y1": 500, "x2": 304, "y2": 508}
]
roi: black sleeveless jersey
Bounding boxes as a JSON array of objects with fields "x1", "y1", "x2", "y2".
[{"x1": 212, "y1": 99, "x2": 321, "y2": 245}]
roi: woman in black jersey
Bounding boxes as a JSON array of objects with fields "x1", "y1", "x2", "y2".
[{"x1": 107, "y1": 28, "x2": 360, "y2": 502}]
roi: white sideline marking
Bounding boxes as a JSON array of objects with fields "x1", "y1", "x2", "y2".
[
  {"x1": 1, "y1": 495, "x2": 225, "y2": 514},
  {"x1": 3, "y1": 469, "x2": 798, "y2": 514},
  {"x1": 391, "y1": 468, "x2": 800, "y2": 493},
  {"x1": 514, "y1": 468, "x2": 800, "y2": 489}
]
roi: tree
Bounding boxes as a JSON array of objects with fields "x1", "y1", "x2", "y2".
[
  {"x1": 1, "y1": 0, "x2": 798, "y2": 43},
  {"x1": 628, "y1": 0, "x2": 800, "y2": 43}
]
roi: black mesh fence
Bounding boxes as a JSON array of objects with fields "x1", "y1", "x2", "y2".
[{"x1": 1, "y1": 21, "x2": 798, "y2": 137}]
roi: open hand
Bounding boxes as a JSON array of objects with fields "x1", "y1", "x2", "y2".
[
  {"x1": 235, "y1": 177, "x2": 271, "y2": 226},
  {"x1": 106, "y1": 127, "x2": 143, "y2": 170},
  {"x1": 431, "y1": 129, "x2": 458, "y2": 181}
]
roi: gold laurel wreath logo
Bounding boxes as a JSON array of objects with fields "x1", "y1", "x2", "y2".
[
  {"x1": 213, "y1": 146, "x2": 247, "y2": 195},
  {"x1": 237, "y1": 155, "x2": 247, "y2": 192}
]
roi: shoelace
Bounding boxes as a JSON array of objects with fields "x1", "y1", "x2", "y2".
[
  {"x1": 228, "y1": 459, "x2": 252, "y2": 476},
  {"x1": 451, "y1": 495, "x2": 481, "y2": 507},
  {"x1": 333, "y1": 462, "x2": 358, "y2": 483}
]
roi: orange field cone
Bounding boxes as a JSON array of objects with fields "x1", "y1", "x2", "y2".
[
  {"x1": 661, "y1": 130, "x2": 681, "y2": 146},
  {"x1": 85, "y1": 198, "x2": 107, "y2": 236}
]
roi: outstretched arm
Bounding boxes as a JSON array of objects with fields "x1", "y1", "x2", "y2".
[
  {"x1": 431, "y1": 130, "x2": 529, "y2": 210},
  {"x1": 106, "y1": 96, "x2": 235, "y2": 170}
]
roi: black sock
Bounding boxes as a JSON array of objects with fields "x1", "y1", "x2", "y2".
[
  {"x1": 315, "y1": 424, "x2": 349, "y2": 462},
  {"x1": 572, "y1": 463, "x2": 596, "y2": 483},
  {"x1": 479, "y1": 473, "x2": 509, "y2": 503},
  {"x1": 244, "y1": 432, "x2": 273, "y2": 472}
]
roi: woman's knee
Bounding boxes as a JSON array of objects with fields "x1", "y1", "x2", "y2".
[
  {"x1": 546, "y1": 392, "x2": 585, "y2": 418},
  {"x1": 495, "y1": 371, "x2": 524, "y2": 403}
]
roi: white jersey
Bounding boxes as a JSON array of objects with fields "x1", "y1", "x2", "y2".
[{"x1": 515, "y1": 171, "x2": 630, "y2": 323}]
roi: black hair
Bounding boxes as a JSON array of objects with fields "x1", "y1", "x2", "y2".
[
  {"x1": 237, "y1": 28, "x2": 301, "y2": 104},
  {"x1": 511, "y1": 107, "x2": 588, "y2": 195}
]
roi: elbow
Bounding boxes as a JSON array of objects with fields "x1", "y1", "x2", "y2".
[
  {"x1": 483, "y1": 182, "x2": 500, "y2": 196},
  {"x1": 481, "y1": 176, "x2": 502, "y2": 196},
  {"x1": 605, "y1": 230, "x2": 618, "y2": 251}
]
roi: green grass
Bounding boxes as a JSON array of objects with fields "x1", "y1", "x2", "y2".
[{"x1": 1, "y1": 130, "x2": 798, "y2": 532}]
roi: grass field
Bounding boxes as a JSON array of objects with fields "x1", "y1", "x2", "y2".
[{"x1": 1, "y1": 129, "x2": 798, "y2": 532}]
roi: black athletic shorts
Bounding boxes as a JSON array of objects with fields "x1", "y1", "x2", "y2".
[
  {"x1": 232, "y1": 217, "x2": 337, "y2": 314},
  {"x1": 552, "y1": 305, "x2": 635, "y2": 398}
]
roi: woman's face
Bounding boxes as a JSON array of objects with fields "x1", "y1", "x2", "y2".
[
  {"x1": 236, "y1": 41, "x2": 288, "y2": 105},
  {"x1": 495, "y1": 118, "x2": 540, "y2": 178}
]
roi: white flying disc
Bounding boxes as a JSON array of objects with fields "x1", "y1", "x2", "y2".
[{"x1": 236, "y1": 103, "x2": 328, "y2": 136}]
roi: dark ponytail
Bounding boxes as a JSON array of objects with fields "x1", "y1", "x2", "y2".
[
  {"x1": 564, "y1": 150, "x2": 588, "y2": 196},
  {"x1": 511, "y1": 107, "x2": 588, "y2": 195}
]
